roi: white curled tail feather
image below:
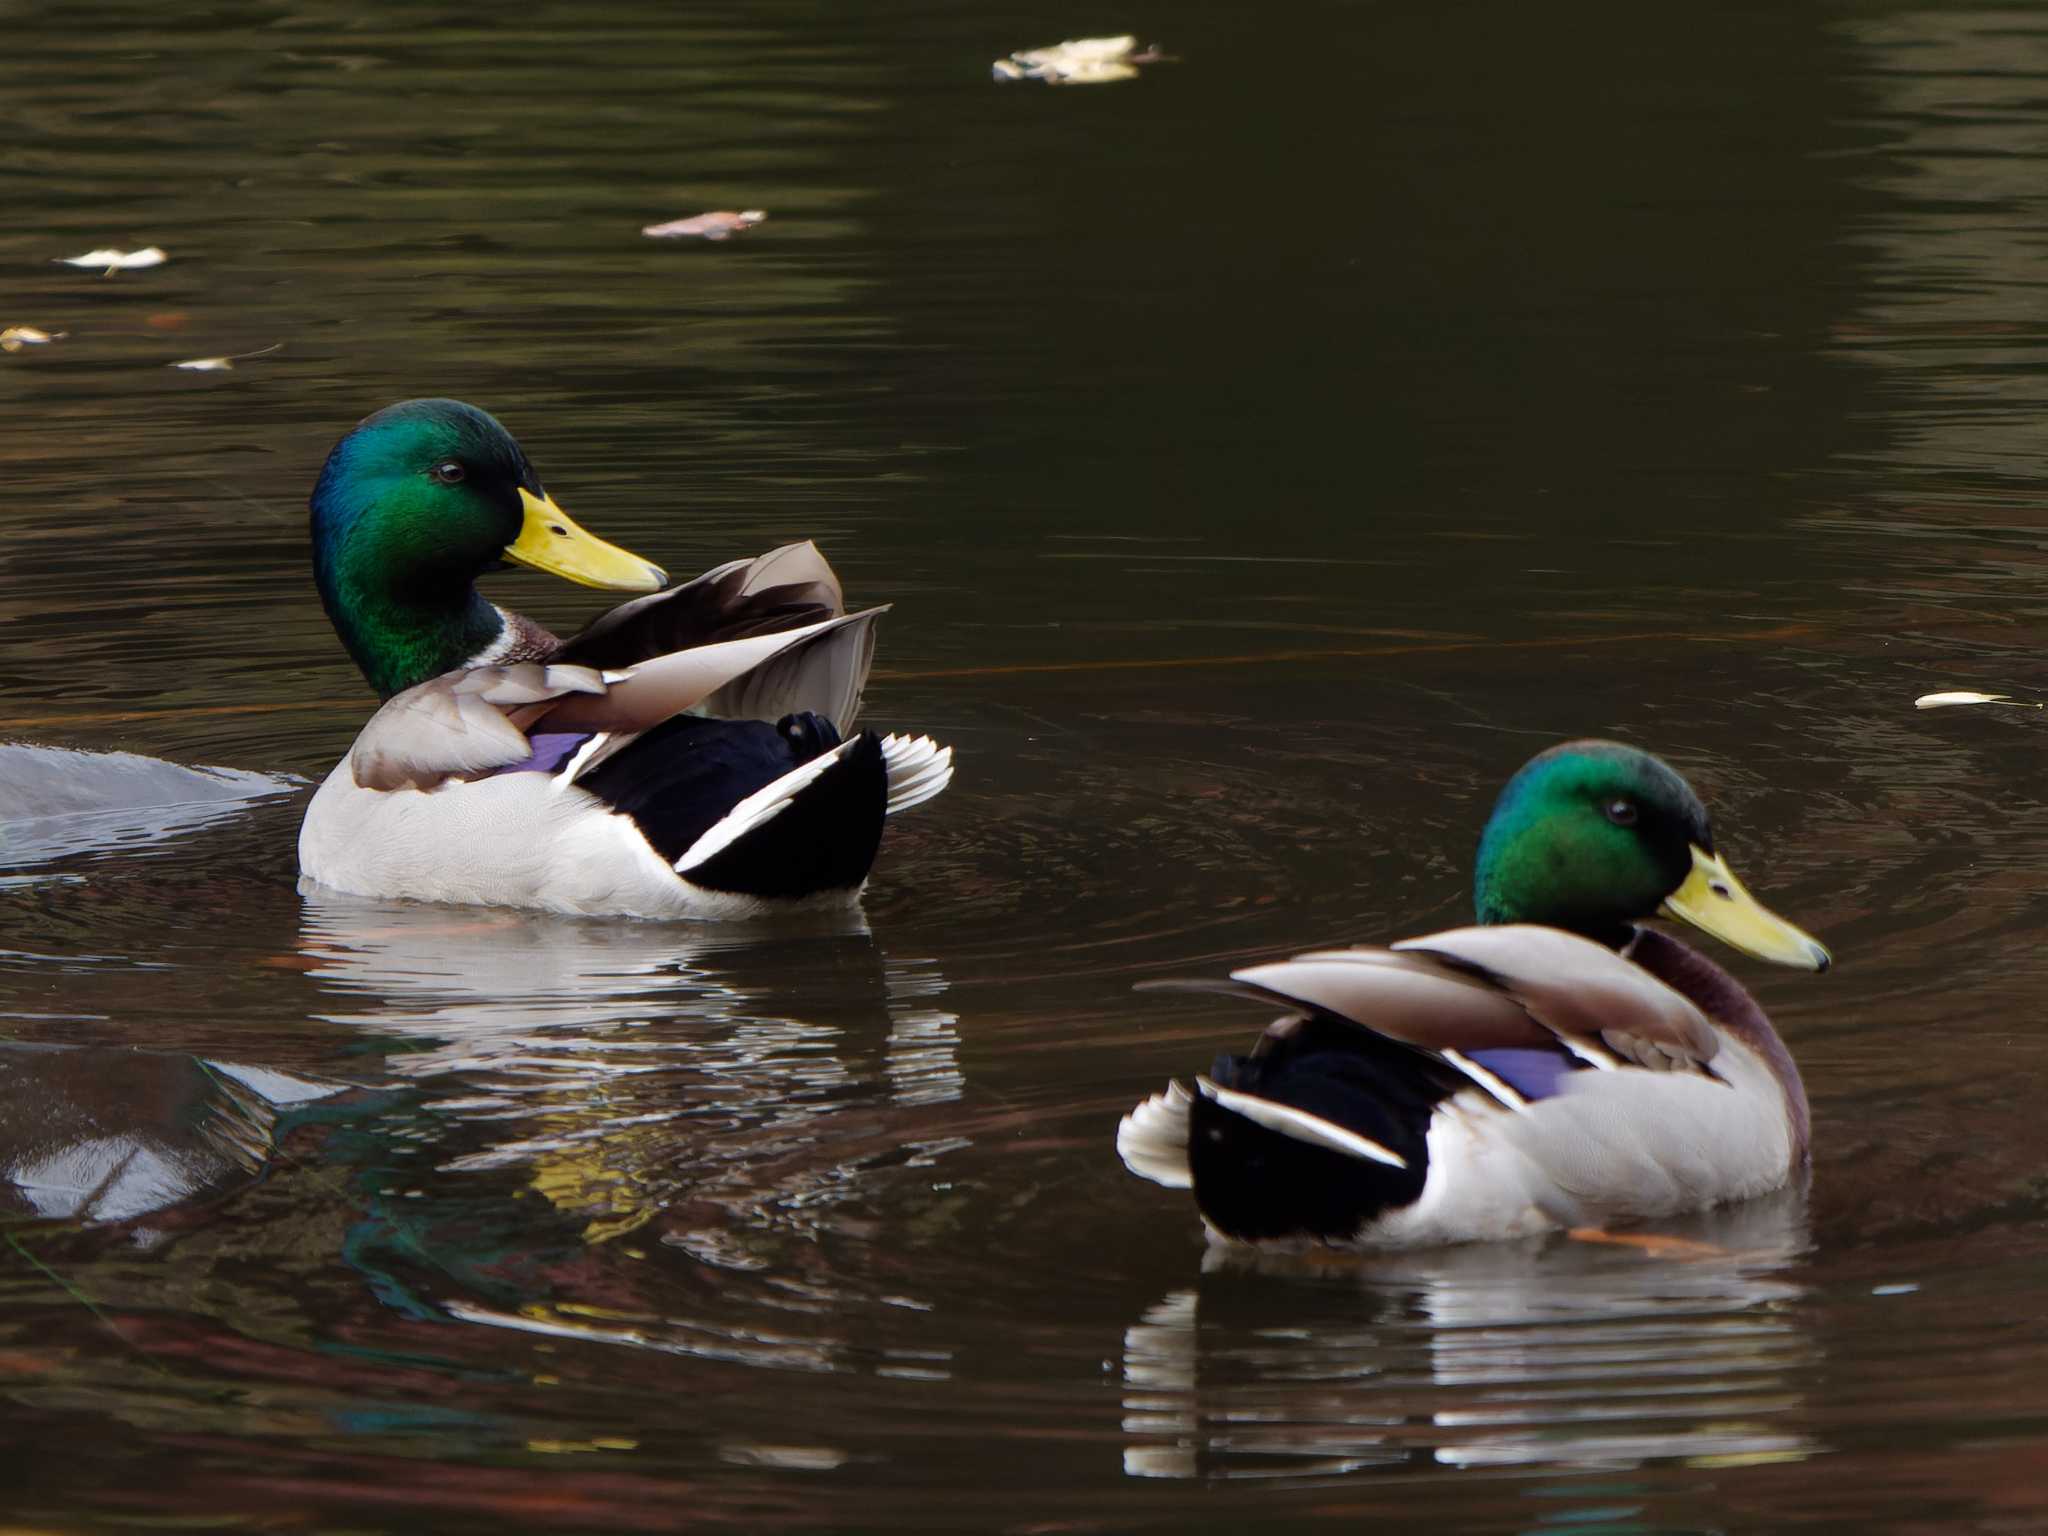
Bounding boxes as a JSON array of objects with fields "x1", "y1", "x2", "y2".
[
  {"x1": 1117, "y1": 1081, "x2": 1194, "y2": 1189},
  {"x1": 881, "y1": 734, "x2": 954, "y2": 816}
]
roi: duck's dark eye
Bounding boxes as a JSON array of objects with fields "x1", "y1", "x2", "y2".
[
  {"x1": 429, "y1": 461, "x2": 466, "y2": 485},
  {"x1": 1602, "y1": 798, "x2": 1639, "y2": 827}
]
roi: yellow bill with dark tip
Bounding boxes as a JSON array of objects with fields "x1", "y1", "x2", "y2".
[
  {"x1": 507, "y1": 489, "x2": 667, "y2": 592},
  {"x1": 1660, "y1": 845, "x2": 1831, "y2": 971}
]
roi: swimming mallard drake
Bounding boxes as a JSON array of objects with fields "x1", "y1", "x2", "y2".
[
  {"x1": 298, "y1": 398, "x2": 952, "y2": 917},
  {"x1": 1117, "y1": 741, "x2": 1829, "y2": 1248}
]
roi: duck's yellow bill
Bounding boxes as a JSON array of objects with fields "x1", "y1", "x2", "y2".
[
  {"x1": 508, "y1": 489, "x2": 667, "y2": 592},
  {"x1": 1660, "y1": 845, "x2": 1831, "y2": 972}
]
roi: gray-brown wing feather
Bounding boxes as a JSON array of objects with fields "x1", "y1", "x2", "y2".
[
  {"x1": 551, "y1": 541, "x2": 846, "y2": 670},
  {"x1": 1230, "y1": 950, "x2": 1553, "y2": 1051},
  {"x1": 350, "y1": 663, "x2": 606, "y2": 791},
  {"x1": 538, "y1": 610, "x2": 883, "y2": 736},
  {"x1": 696, "y1": 605, "x2": 880, "y2": 731},
  {"x1": 1236, "y1": 924, "x2": 1717, "y2": 1069},
  {"x1": 1389, "y1": 924, "x2": 1720, "y2": 1065}
]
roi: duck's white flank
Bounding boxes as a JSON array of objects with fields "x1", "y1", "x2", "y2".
[
  {"x1": 298, "y1": 758, "x2": 859, "y2": 919},
  {"x1": 301, "y1": 727, "x2": 959, "y2": 918}
]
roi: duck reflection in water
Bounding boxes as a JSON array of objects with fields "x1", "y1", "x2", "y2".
[
  {"x1": 0, "y1": 1044, "x2": 340, "y2": 1232},
  {"x1": 1120, "y1": 1188, "x2": 1819, "y2": 1482},
  {"x1": 296, "y1": 893, "x2": 966, "y2": 1336}
]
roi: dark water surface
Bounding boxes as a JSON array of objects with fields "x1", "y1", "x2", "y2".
[{"x1": 4, "y1": 1, "x2": 2048, "y2": 1529}]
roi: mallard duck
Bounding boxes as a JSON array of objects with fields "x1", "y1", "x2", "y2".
[
  {"x1": 1117, "y1": 740, "x2": 1830, "y2": 1248},
  {"x1": 298, "y1": 398, "x2": 952, "y2": 917}
]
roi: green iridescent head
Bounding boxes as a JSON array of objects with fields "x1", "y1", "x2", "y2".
[
  {"x1": 310, "y1": 398, "x2": 666, "y2": 698},
  {"x1": 1472, "y1": 740, "x2": 1829, "y2": 969}
]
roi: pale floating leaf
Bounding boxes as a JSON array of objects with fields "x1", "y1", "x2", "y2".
[
  {"x1": 0, "y1": 326, "x2": 66, "y2": 353},
  {"x1": 718, "y1": 1443, "x2": 851, "y2": 1471},
  {"x1": 1914, "y1": 690, "x2": 2042, "y2": 710},
  {"x1": 994, "y1": 34, "x2": 1164, "y2": 84},
  {"x1": 168, "y1": 342, "x2": 282, "y2": 372},
  {"x1": 1043, "y1": 34, "x2": 1139, "y2": 64},
  {"x1": 1049, "y1": 60, "x2": 1139, "y2": 84},
  {"x1": 642, "y1": 210, "x2": 767, "y2": 241},
  {"x1": 56, "y1": 245, "x2": 168, "y2": 276}
]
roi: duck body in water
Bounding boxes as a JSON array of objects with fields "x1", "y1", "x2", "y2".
[
  {"x1": 1117, "y1": 741, "x2": 1829, "y2": 1248},
  {"x1": 298, "y1": 398, "x2": 951, "y2": 918}
]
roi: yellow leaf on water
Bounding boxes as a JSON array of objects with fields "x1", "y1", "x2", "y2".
[
  {"x1": 527, "y1": 1438, "x2": 640, "y2": 1455},
  {"x1": 0, "y1": 326, "x2": 65, "y2": 353},
  {"x1": 56, "y1": 245, "x2": 168, "y2": 275}
]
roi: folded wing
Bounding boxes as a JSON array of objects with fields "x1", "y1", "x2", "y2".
[
  {"x1": 350, "y1": 663, "x2": 607, "y2": 791},
  {"x1": 1230, "y1": 924, "x2": 1718, "y2": 1076},
  {"x1": 347, "y1": 609, "x2": 885, "y2": 793},
  {"x1": 550, "y1": 540, "x2": 846, "y2": 669}
]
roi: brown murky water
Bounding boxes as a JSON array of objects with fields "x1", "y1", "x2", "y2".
[{"x1": 4, "y1": 1, "x2": 2048, "y2": 1530}]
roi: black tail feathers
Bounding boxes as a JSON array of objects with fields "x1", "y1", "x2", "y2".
[{"x1": 576, "y1": 712, "x2": 886, "y2": 899}]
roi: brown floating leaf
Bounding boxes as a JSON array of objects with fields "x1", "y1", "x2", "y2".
[
  {"x1": 642, "y1": 210, "x2": 767, "y2": 241},
  {"x1": 56, "y1": 245, "x2": 168, "y2": 276},
  {"x1": 168, "y1": 342, "x2": 282, "y2": 372},
  {"x1": 992, "y1": 34, "x2": 1164, "y2": 84},
  {"x1": 0, "y1": 327, "x2": 66, "y2": 353}
]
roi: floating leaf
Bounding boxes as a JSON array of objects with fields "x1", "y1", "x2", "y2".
[
  {"x1": 642, "y1": 210, "x2": 767, "y2": 241},
  {"x1": 0, "y1": 326, "x2": 65, "y2": 353},
  {"x1": 168, "y1": 342, "x2": 282, "y2": 372},
  {"x1": 527, "y1": 1437, "x2": 641, "y2": 1455},
  {"x1": 993, "y1": 35, "x2": 1164, "y2": 84},
  {"x1": 1914, "y1": 690, "x2": 2038, "y2": 710},
  {"x1": 55, "y1": 246, "x2": 168, "y2": 276}
]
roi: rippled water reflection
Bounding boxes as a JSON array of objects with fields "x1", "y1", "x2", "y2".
[
  {"x1": 1122, "y1": 1193, "x2": 1816, "y2": 1480},
  {"x1": 6, "y1": 0, "x2": 2048, "y2": 1530}
]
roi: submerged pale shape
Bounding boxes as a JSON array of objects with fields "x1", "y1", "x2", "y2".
[
  {"x1": 56, "y1": 245, "x2": 168, "y2": 274},
  {"x1": 993, "y1": 35, "x2": 1161, "y2": 84},
  {"x1": 0, "y1": 326, "x2": 64, "y2": 352},
  {"x1": 642, "y1": 210, "x2": 767, "y2": 240}
]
